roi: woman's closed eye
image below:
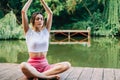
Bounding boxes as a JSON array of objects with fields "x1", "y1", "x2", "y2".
[{"x1": 35, "y1": 17, "x2": 43, "y2": 21}]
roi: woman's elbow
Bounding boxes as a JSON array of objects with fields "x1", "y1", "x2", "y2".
[
  {"x1": 50, "y1": 11, "x2": 53, "y2": 15},
  {"x1": 48, "y1": 10, "x2": 53, "y2": 15},
  {"x1": 49, "y1": 11, "x2": 53, "y2": 17},
  {"x1": 21, "y1": 10, "x2": 25, "y2": 14},
  {"x1": 21, "y1": 8, "x2": 27, "y2": 14}
]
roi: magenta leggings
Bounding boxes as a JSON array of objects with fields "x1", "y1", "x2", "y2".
[{"x1": 28, "y1": 57, "x2": 53, "y2": 72}]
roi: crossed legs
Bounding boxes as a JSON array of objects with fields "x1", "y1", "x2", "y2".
[{"x1": 20, "y1": 61, "x2": 71, "y2": 79}]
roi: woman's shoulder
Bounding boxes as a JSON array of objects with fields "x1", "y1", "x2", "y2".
[
  {"x1": 42, "y1": 27, "x2": 48, "y2": 32},
  {"x1": 42, "y1": 27, "x2": 50, "y2": 35},
  {"x1": 25, "y1": 28, "x2": 32, "y2": 36}
]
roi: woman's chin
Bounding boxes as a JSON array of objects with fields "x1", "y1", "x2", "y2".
[{"x1": 36, "y1": 26, "x2": 42, "y2": 28}]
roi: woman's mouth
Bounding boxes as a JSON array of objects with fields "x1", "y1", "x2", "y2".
[{"x1": 38, "y1": 23, "x2": 42, "y2": 25}]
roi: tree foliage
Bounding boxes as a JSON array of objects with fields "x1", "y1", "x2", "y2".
[
  {"x1": 0, "y1": 11, "x2": 24, "y2": 39},
  {"x1": 0, "y1": 0, "x2": 120, "y2": 39}
]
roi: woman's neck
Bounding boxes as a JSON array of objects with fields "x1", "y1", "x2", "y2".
[{"x1": 32, "y1": 27, "x2": 43, "y2": 32}]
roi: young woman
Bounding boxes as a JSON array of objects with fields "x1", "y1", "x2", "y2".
[{"x1": 20, "y1": 0, "x2": 71, "y2": 79}]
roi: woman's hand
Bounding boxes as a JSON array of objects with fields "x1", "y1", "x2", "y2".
[
  {"x1": 22, "y1": 0, "x2": 33, "y2": 12},
  {"x1": 40, "y1": 0, "x2": 53, "y2": 32}
]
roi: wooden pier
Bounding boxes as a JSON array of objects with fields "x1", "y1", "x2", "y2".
[
  {"x1": 50, "y1": 29, "x2": 90, "y2": 47},
  {"x1": 0, "y1": 63, "x2": 120, "y2": 80}
]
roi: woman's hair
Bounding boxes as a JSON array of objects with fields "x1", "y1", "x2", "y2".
[{"x1": 30, "y1": 12, "x2": 44, "y2": 26}]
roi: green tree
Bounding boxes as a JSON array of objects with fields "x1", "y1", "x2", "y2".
[
  {"x1": 0, "y1": 0, "x2": 120, "y2": 37},
  {"x1": 0, "y1": 11, "x2": 24, "y2": 39},
  {"x1": 104, "y1": 0, "x2": 120, "y2": 36}
]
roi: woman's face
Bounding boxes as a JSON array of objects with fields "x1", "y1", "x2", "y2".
[{"x1": 34, "y1": 14, "x2": 44, "y2": 28}]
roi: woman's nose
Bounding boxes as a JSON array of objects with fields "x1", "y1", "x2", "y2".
[{"x1": 39, "y1": 19, "x2": 42, "y2": 21}]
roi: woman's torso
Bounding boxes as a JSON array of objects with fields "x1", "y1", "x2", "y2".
[{"x1": 25, "y1": 27, "x2": 50, "y2": 58}]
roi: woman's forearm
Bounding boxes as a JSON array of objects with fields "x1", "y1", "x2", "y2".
[
  {"x1": 40, "y1": 0, "x2": 53, "y2": 14},
  {"x1": 22, "y1": 0, "x2": 33, "y2": 12}
]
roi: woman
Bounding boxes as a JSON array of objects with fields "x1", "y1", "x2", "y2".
[{"x1": 20, "y1": 0, "x2": 71, "y2": 79}]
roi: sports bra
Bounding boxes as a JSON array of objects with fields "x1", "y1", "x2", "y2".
[{"x1": 25, "y1": 28, "x2": 49, "y2": 53}]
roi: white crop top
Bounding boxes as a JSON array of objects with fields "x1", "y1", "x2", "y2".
[{"x1": 25, "y1": 28, "x2": 50, "y2": 53}]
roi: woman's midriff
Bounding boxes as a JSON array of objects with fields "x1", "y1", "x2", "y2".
[
  {"x1": 28, "y1": 52, "x2": 53, "y2": 72},
  {"x1": 29, "y1": 52, "x2": 47, "y2": 58}
]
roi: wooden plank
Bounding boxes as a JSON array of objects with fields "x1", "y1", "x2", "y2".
[
  {"x1": 103, "y1": 68, "x2": 115, "y2": 80},
  {"x1": 0, "y1": 66, "x2": 13, "y2": 72},
  {"x1": 65, "y1": 67, "x2": 83, "y2": 80},
  {"x1": 50, "y1": 42, "x2": 89, "y2": 45},
  {"x1": 9, "y1": 65, "x2": 24, "y2": 80},
  {"x1": 115, "y1": 69, "x2": 120, "y2": 80},
  {"x1": 0, "y1": 64, "x2": 23, "y2": 80},
  {"x1": 0, "y1": 63, "x2": 120, "y2": 80},
  {"x1": 0, "y1": 65, "x2": 20, "y2": 80},
  {"x1": 91, "y1": 68, "x2": 103, "y2": 80},
  {"x1": 59, "y1": 67, "x2": 74, "y2": 80},
  {"x1": 78, "y1": 68, "x2": 93, "y2": 80},
  {"x1": 51, "y1": 30, "x2": 90, "y2": 33},
  {"x1": 0, "y1": 63, "x2": 18, "y2": 71},
  {"x1": 0, "y1": 64, "x2": 18, "y2": 75}
]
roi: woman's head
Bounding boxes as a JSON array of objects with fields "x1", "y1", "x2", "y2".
[{"x1": 30, "y1": 12, "x2": 45, "y2": 30}]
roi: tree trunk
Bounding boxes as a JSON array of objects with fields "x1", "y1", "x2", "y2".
[
  {"x1": 118, "y1": 0, "x2": 120, "y2": 22},
  {"x1": 104, "y1": 0, "x2": 120, "y2": 28}
]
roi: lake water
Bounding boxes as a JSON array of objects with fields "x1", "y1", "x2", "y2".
[{"x1": 0, "y1": 37, "x2": 120, "y2": 69}]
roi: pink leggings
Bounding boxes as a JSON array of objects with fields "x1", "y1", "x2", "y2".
[{"x1": 28, "y1": 57, "x2": 53, "y2": 72}]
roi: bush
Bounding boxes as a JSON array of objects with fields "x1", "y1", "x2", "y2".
[{"x1": 0, "y1": 11, "x2": 24, "y2": 39}]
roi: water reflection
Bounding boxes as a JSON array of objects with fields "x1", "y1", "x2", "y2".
[
  {"x1": 0, "y1": 40, "x2": 28, "y2": 63},
  {"x1": 0, "y1": 37, "x2": 120, "y2": 68}
]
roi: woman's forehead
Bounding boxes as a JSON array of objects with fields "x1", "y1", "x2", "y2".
[{"x1": 36, "y1": 14, "x2": 43, "y2": 18}]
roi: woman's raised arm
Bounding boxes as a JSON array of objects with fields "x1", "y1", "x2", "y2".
[
  {"x1": 21, "y1": 0, "x2": 32, "y2": 34},
  {"x1": 40, "y1": 0, "x2": 53, "y2": 32}
]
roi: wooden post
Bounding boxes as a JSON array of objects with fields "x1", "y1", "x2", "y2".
[
  {"x1": 68, "y1": 32, "x2": 70, "y2": 42},
  {"x1": 87, "y1": 27, "x2": 91, "y2": 47}
]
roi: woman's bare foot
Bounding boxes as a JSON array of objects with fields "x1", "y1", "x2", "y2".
[
  {"x1": 21, "y1": 74, "x2": 60, "y2": 80},
  {"x1": 46, "y1": 75, "x2": 60, "y2": 80}
]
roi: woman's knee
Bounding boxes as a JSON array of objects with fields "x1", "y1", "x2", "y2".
[
  {"x1": 67, "y1": 62, "x2": 71, "y2": 67},
  {"x1": 20, "y1": 62, "x2": 28, "y2": 69},
  {"x1": 59, "y1": 61, "x2": 71, "y2": 70},
  {"x1": 63, "y1": 61, "x2": 71, "y2": 69}
]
